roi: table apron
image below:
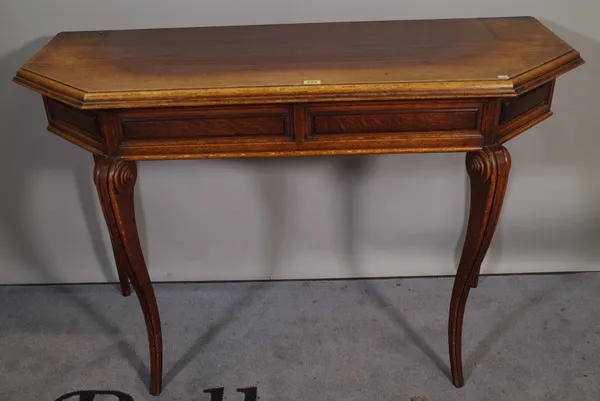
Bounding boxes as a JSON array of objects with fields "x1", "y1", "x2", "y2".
[{"x1": 42, "y1": 87, "x2": 556, "y2": 160}]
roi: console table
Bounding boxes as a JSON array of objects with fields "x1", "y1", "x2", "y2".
[{"x1": 14, "y1": 17, "x2": 584, "y2": 395}]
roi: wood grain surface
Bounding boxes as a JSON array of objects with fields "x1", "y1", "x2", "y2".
[{"x1": 14, "y1": 17, "x2": 582, "y2": 109}]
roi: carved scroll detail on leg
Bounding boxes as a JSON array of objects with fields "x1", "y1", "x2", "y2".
[
  {"x1": 94, "y1": 155, "x2": 132, "y2": 296},
  {"x1": 449, "y1": 144, "x2": 511, "y2": 388},
  {"x1": 94, "y1": 156, "x2": 163, "y2": 396}
]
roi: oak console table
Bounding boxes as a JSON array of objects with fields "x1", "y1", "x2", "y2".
[{"x1": 14, "y1": 17, "x2": 583, "y2": 395}]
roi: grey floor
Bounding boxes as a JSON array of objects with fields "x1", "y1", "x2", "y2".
[{"x1": 1, "y1": 273, "x2": 599, "y2": 401}]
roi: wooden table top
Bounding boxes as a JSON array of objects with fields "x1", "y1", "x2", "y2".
[{"x1": 14, "y1": 17, "x2": 582, "y2": 109}]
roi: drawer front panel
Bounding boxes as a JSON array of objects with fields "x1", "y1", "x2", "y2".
[
  {"x1": 116, "y1": 101, "x2": 487, "y2": 159},
  {"x1": 119, "y1": 106, "x2": 292, "y2": 143},
  {"x1": 314, "y1": 110, "x2": 478, "y2": 134},
  {"x1": 305, "y1": 102, "x2": 481, "y2": 139}
]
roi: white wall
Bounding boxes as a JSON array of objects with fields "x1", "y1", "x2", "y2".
[{"x1": 1, "y1": 1, "x2": 598, "y2": 284}]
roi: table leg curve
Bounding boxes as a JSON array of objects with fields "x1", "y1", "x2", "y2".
[
  {"x1": 449, "y1": 144, "x2": 511, "y2": 387},
  {"x1": 94, "y1": 156, "x2": 163, "y2": 395},
  {"x1": 93, "y1": 155, "x2": 132, "y2": 297}
]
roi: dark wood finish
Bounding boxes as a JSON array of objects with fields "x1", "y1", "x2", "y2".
[
  {"x1": 499, "y1": 81, "x2": 553, "y2": 124},
  {"x1": 45, "y1": 98, "x2": 102, "y2": 138},
  {"x1": 312, "y1": 110, "x2": 476, "y2": 134},
  {"x1": 13, "y1": 17, "x2": 584, "y2": 396},
  {"x1": 93, "y1": 157, "x2": 162, "y2": 395},
  {"x1": 306, "y1": 101, "x2": 480, "y2": 136},
  {"x1": 114, "y1": 100, "x2": 487, "y2": 160},
  {"x1": 93, "y1": 155, "x2": 132, "y2": 297},
  {"x1": 498, "y1": 80, "x2": 556, "y2": 143},
  {"x1": 43, "y1": 97, "x2": 105, "y2": 154},
  {"x1": 119, "y1": 105, "x2": 292, "y2": 142},
  {"x1": 449, "y1": 144, "x2": 511, "y2": 387}
]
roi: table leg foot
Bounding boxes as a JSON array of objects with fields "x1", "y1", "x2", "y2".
[
  {"x1": 94, "y1": 156, "x2": 163, "y2": 396},
  {"x1": 449, "y1": 145, "x2": 510, "y2": 387},
  {"x1": 471, "y1": 274, "x2": 480, "y2": 288}
]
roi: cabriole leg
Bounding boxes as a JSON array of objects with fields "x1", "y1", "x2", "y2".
[
  {"x1": 94, "y1": 155, "x2": 132, "y2": 296},
  {"x1": 94, "y1": 156, "x2": 163, "y2": 395},
  {"x1": 449, "y1": 144, "x2": 511, "y2": 387}
]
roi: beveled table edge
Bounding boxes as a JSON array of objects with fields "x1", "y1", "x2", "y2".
[{"x1": 13, "y1": 51, "x2": 583, "y2": 110}]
